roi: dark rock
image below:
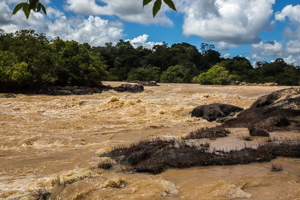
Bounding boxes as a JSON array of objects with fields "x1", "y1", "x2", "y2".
[
  {"x1": 113, "y1": 84, "x2": 144, "y2": 93},
  {"x1": 249, "y1": 127, "x2": 269, "y2": 137},
  {"x1": 182, "y1": 126, "x2": 230, "y2": 140},
  {"x1": 46, "y1": 86, "x2": 102, "y2": 95},
  {"x1": 191, "y1": 103, "x2": 244, "y2": 122},
  {"x1": 0, "y1": 94, "x2": 17, "y2": 98},
  {"x1": 216, "y1": 116, "x2": 236, "y2": 123},
  {"x1": 0, "y1": 81, "x2": 147, "y2": 95},
  {"x1": 223, "y1": 88, "x2": 300, "y2": 131},
  {"x1": 99, "y1": 84, "x2": 113, "y2": 91},
  {"x1": 103, "y1": 133, "x2": 300, "y2": 174},
  {"x1": 238, "y1": 82, "x2": 278, "y2": 86},
  {"x1": 127, "y1": 81, "x2": 159, "y2": 86}
]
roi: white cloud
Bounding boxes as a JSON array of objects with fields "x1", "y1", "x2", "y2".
[
  {"x1": 179, "y1": 0, "x2": 275, "y2": 45},
  {"x1": 251, "y1": 41, "x2": 283, "y2": 60},
  {"x1": 0, "y1": 2, "x2": 14, "y2": 26},
  {"x1": 283, "y1": 55, "x2": 300, "y2": 65},
  {"x1": 251, "y1": 53, "x2": 266, "y2": 61},
  {"x1": 286, "y1": 40, "x2": 300, "y2": 55},
  {"x1": 46, "y1": 15, "x2": 124, "y2": 46},
  {"x1": 250, "y1": 39, "x2": 300, "y2": 65},
  {"x1": 223, "y1": 53, "x2": 231, "y2": 58},
  {"x1": 275, "y1": 4, "x2": 300, "y2": 26},
  {"x1": 0, "y1": 2, "x2": 124, "y2": 47},
  {"x1": 126, "y1": 34, "x2": 163, "y2": 49},
  {"x1": 0, "y1": 3, "x2": 48, "y2": 34},
  {"x1": 64, "y1": 0, "x2": 173, "y2": 26},
  {"x1": 217, "y1": 41, "x2": 237, "y2": 51},
  {"x1": 275, "y1": 5, "x2": 300, "y2": 40}
]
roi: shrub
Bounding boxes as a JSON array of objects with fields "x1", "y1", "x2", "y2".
[{"x1": 196, "y1": 65, "x2": 229, "y2": 85}]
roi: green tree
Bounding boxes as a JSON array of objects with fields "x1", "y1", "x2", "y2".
[
  {"x1": 127, "y1": 67, "x2": 160, "y2": 81},
  {"x1": 160, "y1": 64, "x2": 198, "y2": 83},
  {"x1": 53, "y1": 40, "x2": 108, "y2": 86},
  {"x1": 0, "y1": 51, "x2": 31, "y2": 91},
  {"x1": 196, "y1": 65, "x2": 229, "y2": 85}
]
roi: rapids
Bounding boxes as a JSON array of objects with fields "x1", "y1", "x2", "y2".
[{"x1": 0, "y1": 82, "x2": 299, "y2": 199}]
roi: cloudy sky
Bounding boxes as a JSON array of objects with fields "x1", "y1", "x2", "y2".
[{"x1": 1, "y1": 0, "x2": 300, "y2": 65}]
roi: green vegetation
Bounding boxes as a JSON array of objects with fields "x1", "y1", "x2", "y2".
[
  {"x1": 0, "y1": 30, "x2": 107, "y2": 92},
  {"x1": 194, "y1": 65, "x2": 229, "y2": 85},
  {"x1": 0, "y1": 29, "x2": 299, "y2": 92}
]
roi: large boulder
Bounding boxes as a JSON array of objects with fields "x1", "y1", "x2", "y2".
[
  {"x1": 127, "y1": 81, "x2": 159, "y2": 86},
  {"x1": 45, "y1": 86, "x2": 102, "y2": 95},
  {"x1": 249, "y1": 127, "x2": 270, "y2": 137},
  {"x1": 191, "y1": 103, "x2": 244, "y2": 122},
  {"x1": 223, "y1": 88, "x2": 300, "y2": 131},
  {"x1": 102, "y1": 131, "x2": 300, "y2": 174},
  {"x1": 113, "y1": 84, "x2": 144, "y2": 93}
]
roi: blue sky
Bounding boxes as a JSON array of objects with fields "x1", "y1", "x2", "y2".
[{"x1": 1, "y1": 0, "x2": 300, "y2": 65}]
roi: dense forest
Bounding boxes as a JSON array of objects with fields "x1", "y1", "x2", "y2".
[{"x1": 0, "y1": 30, "x2": 299, "y2": 92}]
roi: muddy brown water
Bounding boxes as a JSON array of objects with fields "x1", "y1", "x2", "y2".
[{"x1": 1, "y1": 82, "x2": 300, "y2": 200}]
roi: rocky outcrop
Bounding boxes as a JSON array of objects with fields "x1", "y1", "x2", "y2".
[
  {"x1": 191, "y1": 103, "x2": 244, "y2": 122},
  {"x1": 127, "y1": 81, "x2": 159, "y2": 86},
  {"x1": 46, "y1": 86, "x2": 102, "y2": 95},
  {"x1": 112, "y1": 84, "x2": 144, "y2": 93},
  {"x1": 3, "y1": 83, "x2": 145, "y2": 95},
  {"x1": 249, "y1": 127, "x2": 270, "y2": 137},
  {"x1": 233, "y1": 81, "x2": 278, "y2": 86},
  {"x1": 101, "y1": 132, "x2": 300, "y2": 174},
  {"x1": 0, "y1": 94, "x2": 17, "y2": 98},
  {"x1": 223, "y1": 88, "x2": 300, "y2": 131}
]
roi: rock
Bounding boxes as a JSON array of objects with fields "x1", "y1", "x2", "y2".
[
  {"x1": 223, "y1": 88, "x2": 300, "y2": 131},
  {"x1": 249, "y1": 127, "x2": 269, "y2": 137},
  {"x1": 191, "y1": 103, "x2": 244, "y2": 122},
  {"x1": 238, "y1": 82, "x2": 278, "y2": 86},
  {"x1": 46, "y1": 86, "x2": 102, "y2": 95},
  {"x1": 113, "y1": 84, "x2": 144, "y2": 93},
  {"x1": 264, "y1": 82, "x2": 278, "y2": 86},
  {"x1": 127, "y1": 80, "x2": 159, "y2": 86},
  {"x1": 216, "y1": 116, "x2": 237, "y2": 123},
  {"x1": 0, "y1": 94, "x2": 16, "y2": 98},
  {"x1": 104, "y1": 131, "x2": 300, "y2": 174}
]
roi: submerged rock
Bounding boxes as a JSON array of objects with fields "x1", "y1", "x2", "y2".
[
  {"x1": 191, "y1": 103, "x2": 244, "y2": 122},
  {"x1": 0, "y1": 94, "x2": 17, "y2": 98},
  {"x1": 46, "y1": 86, "x2": 101, "y2": 95},
  {"x1": 223, "y1": 88, "x2": 300, "y2": 131},
  {"x1": 1, "y1": 82, "x2": 145, "y2": 95},
  {"x1": 113, "y1": 83, "x2": 144, "y2": 93},
  {"x1": 127, "y1": 80, "x2": 159, "y2": 86},
  {"x1": 249, "y1": 127, "x2": 270, "y2": 137},
  {"x1": 102, "y1": 130, "x2": 300, "y2": 174}
]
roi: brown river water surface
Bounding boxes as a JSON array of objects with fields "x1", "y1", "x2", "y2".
[{"x1": 0, "y1": 82, "x2": 300, "y2": 199}]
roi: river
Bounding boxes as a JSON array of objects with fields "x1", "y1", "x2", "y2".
[{"x1": 0, "y1": 82, "x2": 299, "y2": 199}]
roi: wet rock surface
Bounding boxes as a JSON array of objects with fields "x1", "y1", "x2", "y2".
[
  {"x1": 223, "y1": 88, "x2": 300, "y2": 131},
  {"x1": 191, "y1": 103, "x2": 244, "y2": 122},
  {"x1": 46, "y1": 86, "x2": 102, "y2": 95},
  {"x1": 0, "y1": 94, "x2": 17, "y2": 98},
  {"x1": 249, "y1": 127, "x2": 270, "y2": 137},
  {"x1": 112, "y1": 83, "x2": 144, "y2": 93},
  {"x1": 127, "y1": 81, "x2": 159, "y2": 86},
  {"x1": 102, "y1": 127, "x2": 300, "y2": 174},
  {"x1": 2, "y1": 83, "x2": 145, "y2": 95},
  {"x1": 236, "y1": 82, "x2": 278, "y2": 86}
]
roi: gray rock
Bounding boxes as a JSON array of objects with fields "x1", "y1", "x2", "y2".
[
  {"x1": 249, "y1": 127, "x2": 270, "y2": 137},
  {"x1": 191, "y1": 103, "x2": 244, "y2": 122}
]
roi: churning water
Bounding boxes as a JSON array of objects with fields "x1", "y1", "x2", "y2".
[{"x1": 0, "y1": 82, "x2": 299, "y2": 199}]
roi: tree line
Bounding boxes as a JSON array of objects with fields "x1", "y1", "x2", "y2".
[{"x1": 0, "y1": 30, "x2": 299, "y2": 92}]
